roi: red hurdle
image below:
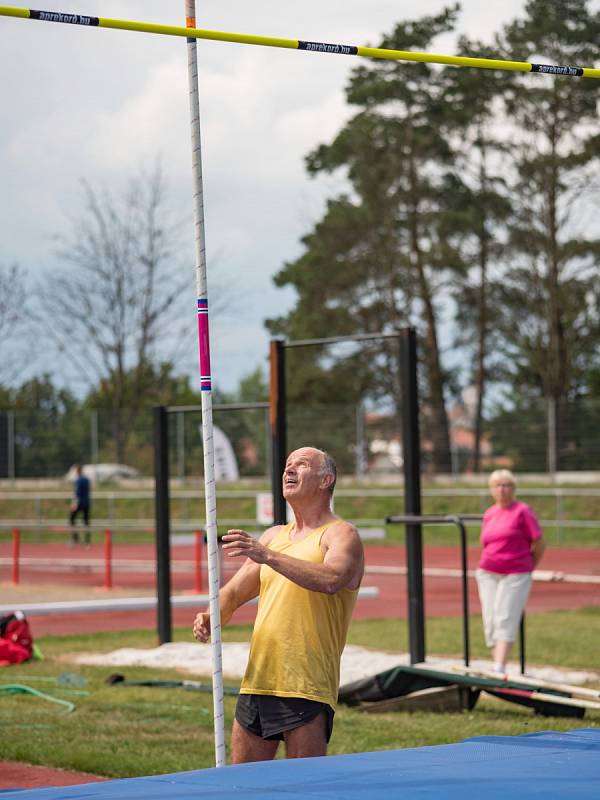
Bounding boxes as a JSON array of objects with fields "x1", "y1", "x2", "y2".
[
  {"x1": 11, "y1": 527, "x2": 20, "y2": 585},
  {"x1": 194, "y1": 529, "x2": 204, "y2": 593},
  {"x1": 103, "y1": 528, "x2": 113, "y2": 590}
]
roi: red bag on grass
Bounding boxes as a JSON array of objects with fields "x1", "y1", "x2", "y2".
[{"x1": 0, "y1": 611, "x2": 34, "y2": 665}]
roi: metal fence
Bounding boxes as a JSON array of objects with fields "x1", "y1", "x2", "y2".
[
  {"x1": 1, "y1": 486, "x2": 599, "y2": 544},
  {"x1": 2, "y1": 396, "x2": 600, "y2": 479}
]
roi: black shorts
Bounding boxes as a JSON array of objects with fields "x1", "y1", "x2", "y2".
[{"x1": 235, "y1": 693, "x2": 334, "y2": 742}]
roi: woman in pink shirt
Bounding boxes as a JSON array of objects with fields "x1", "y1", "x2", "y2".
[{"x1": 476, "y1": 469, "x2": 545, "y2": 674}]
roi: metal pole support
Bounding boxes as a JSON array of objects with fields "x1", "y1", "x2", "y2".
[
  {"x1": 448, "y1": 516, "x2": 470, "y2": 666},
  {"x1": 269, "y1": 339, "x2": 287, "y2": 525},
  {"x1": 519, "y1": 615, "x2": 526, "y2": 674},
  {"x1": 154, "y1": 405, "x2": 172, "y2": 644},
  {"x1": 399, "y1": 328, "x2": 425, "y2": 663}
]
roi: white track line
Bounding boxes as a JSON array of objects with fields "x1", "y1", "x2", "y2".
[
  {"x1": 2, "y1": 557, "x2": 598, "y2": 583},
  {"x1": 0, "y1": 586, "x2": 379, "y2": 616}
]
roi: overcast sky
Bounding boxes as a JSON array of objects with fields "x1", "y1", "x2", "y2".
[{"x1": 3, "y1": 1, "x2": 594, "y2": 395}]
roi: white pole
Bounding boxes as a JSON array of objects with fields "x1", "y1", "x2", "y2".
[{"x1": 185, "y1": 0, "x2": 226, "y2": 767}]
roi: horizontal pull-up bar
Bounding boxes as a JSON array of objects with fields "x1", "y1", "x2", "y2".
[
  {"x1": 285, "y1": 331, "x2": 404, "y2": 348},
  {"x1": 166, "y1": 402, "x2": 269, "y2": 413},
  {"x1": 2, "y1": 6, "x2": 599, "y2": 79},
  {"x1": 386, "y1": 513, "x2": 471, "y2": 666}
]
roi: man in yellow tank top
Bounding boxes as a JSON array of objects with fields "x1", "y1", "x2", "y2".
[{"x1": 193, "y1": 446, "x2": 364, "y2": 763}]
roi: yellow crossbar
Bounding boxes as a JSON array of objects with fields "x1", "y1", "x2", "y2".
[{"x1": 1, "y1": 5, "x2": 599, "y2": 79}]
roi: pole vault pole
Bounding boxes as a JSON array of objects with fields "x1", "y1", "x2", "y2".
[
  {"x1": 185, "y1": 0, "x2": 225, "y2": 767},
  {"x1": 1, "y1": 6, "x2": 600, "y2": 78}
]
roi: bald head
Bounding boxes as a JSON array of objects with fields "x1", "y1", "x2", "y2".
[{"x1": 285, "y1": 447, "x2": 337, "y2": 497}]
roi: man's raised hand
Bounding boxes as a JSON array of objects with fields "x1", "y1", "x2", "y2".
[
  {"x1": 193, "y1": 610, "x2": 211, "y2": 642},
  {"x1": 222, "y1": 529, "x2": 270, "y2": 563}
]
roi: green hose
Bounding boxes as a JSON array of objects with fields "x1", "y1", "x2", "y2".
[{"x1": 0, "y1": 684, "x2": 76, "y2": 712}]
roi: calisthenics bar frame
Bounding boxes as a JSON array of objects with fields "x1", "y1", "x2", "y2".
[
  {"x1": 1, "y1": 5, "x2": 600, "y2": 79},
  {"x1": 269, "y1": 328, "x2": 426, "y2": 663}
]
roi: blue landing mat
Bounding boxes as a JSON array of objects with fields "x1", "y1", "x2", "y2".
[{"x1": 6, "y1": 728, "x2": 600, "y2": 799}]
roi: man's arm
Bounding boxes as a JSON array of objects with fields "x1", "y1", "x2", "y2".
[
  {"x1": 192, "y1": 527, "x2": 278, "y2": 642},
  {"x1": 222, "y1": 522, "x2": 364, "y2": 595}
]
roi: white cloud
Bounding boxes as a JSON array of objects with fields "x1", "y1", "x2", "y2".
[{"x1": 3, "y1": 0, "x2": 596, "y2": 392}]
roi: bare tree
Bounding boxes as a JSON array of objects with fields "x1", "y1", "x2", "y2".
[
  {"x1": 0, "y1": 261, "x2": 32, "y2": 385},
  {"x1": 47, "y1": 164, "x2": 193, "y2": 463}
]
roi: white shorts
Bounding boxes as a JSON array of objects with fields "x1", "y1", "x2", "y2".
[{"x1": 475, "y1": 569, "x2": 532, "y2": 647}]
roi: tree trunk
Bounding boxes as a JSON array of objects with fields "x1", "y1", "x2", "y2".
[
  {"x1": 547, "y1": 396, "x2": 557, "y2": 475},
  {"x1": 473, "y1": 141, "x2": 489, "y2": 474},
  {"x1": 406, "y1": 184, "x2": 451, "y2": 473},
  {"x1": 545, "y1": 102, "x2": 567, "y2": 472}
]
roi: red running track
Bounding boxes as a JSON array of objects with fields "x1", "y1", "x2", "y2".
[{"x1": 1, "y1": 541, "x2": 598, "y2": 637}]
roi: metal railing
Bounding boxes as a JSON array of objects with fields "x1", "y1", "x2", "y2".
[{"x1": 1, "y1": 487, "x2": 599, "y2": 541}]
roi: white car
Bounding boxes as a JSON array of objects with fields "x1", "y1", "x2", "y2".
[{"x1": 65, "y1": 463, "x2": 139, "y2": 483}]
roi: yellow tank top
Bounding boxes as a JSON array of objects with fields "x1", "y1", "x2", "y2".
[{"x1": 239, "y1": 522, "x2": 358, "y2": 710}]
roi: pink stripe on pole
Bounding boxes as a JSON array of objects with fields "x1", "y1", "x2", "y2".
[{"x1": 197, "y1": 299, "x2": 211, "y2": 389}]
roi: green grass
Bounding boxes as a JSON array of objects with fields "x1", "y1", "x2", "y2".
[
  {"x1": 0, "y1": 608, "x2": 598, "y2": 777},
  {"x1": 346, "y1": 607, "x2": 600, "y2": 668}
]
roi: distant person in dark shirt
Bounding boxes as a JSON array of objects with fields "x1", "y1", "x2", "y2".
[{"x1": 70, "y1": 464, "x2": 91, "y2": 547}]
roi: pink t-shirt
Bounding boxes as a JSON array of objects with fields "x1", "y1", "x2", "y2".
[{"x1": 479, "y1": 501, "x2": 542, "y2": 574}]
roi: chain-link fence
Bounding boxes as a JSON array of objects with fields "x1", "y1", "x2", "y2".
[
  {"x1": 0, "y1": 406, "x2": 270, "y2": 480},
  {"x1": 0, "y1": 408, "x2": 155, "y2": 479},
  {"x1": 2, "y1": 397, "x2": 600, "y2": 480}
]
